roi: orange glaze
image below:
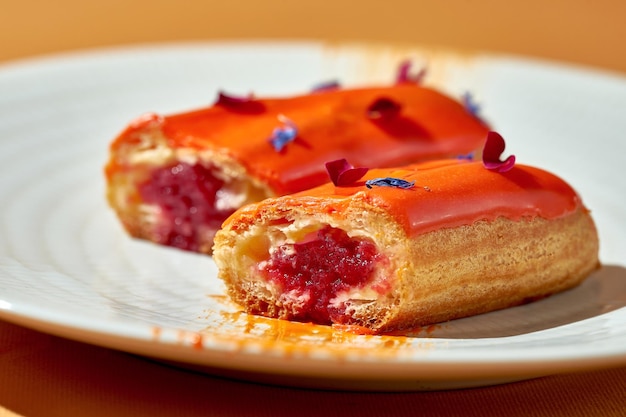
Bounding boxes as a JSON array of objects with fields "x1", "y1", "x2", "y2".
[
  {"x1": 120, "y1": 84, "x2": 490, "y2": 195},
  {"x1": 233, "y1": 159, "x2": 582, "y2": 238}
]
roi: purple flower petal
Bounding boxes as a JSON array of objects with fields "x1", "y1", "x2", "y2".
[
  {"x1": 268, "y1": 115, "x2": 298, "y2": 152},
  {"x1": 325, "y1": 159, "x2": 369, "y2": 186},
  {"x1": 312, "y1": 80, "x2": 341, "y2": 92},
  {"x1": 456, "y1": 152, "x2": 475, "y2": 161},
  {"x1": 462, "y1": 92, "x2": 481, "y2": 116},
  {"x1": 365, "y1": 177, "x2": 415, "y2": 189},
  {"x1": 482, "y1": 131, "x2": 516, "y2": 172},
  {"x1": 367, "y1": 97, "x2": 402, "y2": 120},
  {"x1": 462, "y1": 91, "x2": 490, "y2": 126},
  {"x1": 396, "y1": 60, "x2": 427, "y2": 84}
]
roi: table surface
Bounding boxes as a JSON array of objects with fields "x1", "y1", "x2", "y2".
[{"x1": 1, "y1": 1, "x2": 625, "y2": 416}]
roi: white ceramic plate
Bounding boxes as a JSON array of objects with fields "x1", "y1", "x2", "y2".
[{"x1": 0, "y1": 41, "x2": 625, "y2": 391}]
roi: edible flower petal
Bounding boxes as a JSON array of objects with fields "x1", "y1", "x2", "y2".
[
  {"x1": 462, "y1": 91, "x2": 490, "y2": 126},
  {"x1": 456, "y1": 152, "x2": 475, "y2": 161},
  {"x1": 268, "y1": 114, "x2": 298, "y2": 152},
  {"x1": 325, "y1": 159, "x2": 369, "y2": 186},
  {"x1": 365, "y1": 177, "x2": 415, "y2": 189},
  {"x1": 312, "y1": 80, "x2": 341, "y2": 92},
  {"x1": 396, "y1": 60, "x2": 427, "y2": 84},
  {"x1": 216, "y1": 91, "x2": 252, "y2": 104},
  {"x1": 462, "y1": 91, "x2": 481, "y2": 117},
  {"x1": 367, "y1": 97, "x2": 402, "y2": 120},
  {"x1": 215, "y1": 91, "x2": 265, "y2": 113},
  {"x1": 482, "y1": 131, "x2": 516, "y2": 172}
]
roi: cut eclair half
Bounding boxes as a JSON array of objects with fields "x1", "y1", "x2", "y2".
[{"x1": 213, "y1": 154, "x2": 599, "y2": 333}]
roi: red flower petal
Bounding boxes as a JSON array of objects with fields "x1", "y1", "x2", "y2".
[
  {"x1": 325, "y1": 159, "x2": 369, "y2": 186},
  {"x1": 482, "y1": 131, "x2": 516, "y2": 172},
  {"x1": 215, "y1": 91, "x2": 265, "y2": 113}
]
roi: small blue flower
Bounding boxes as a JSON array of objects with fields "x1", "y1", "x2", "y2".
[
  {"x1": 462, "y1": 92, "x2": 481, "y2": 117},
  {"x1": 365, "y1": 177, "x2": 415, "y2": 189},
  {"x1": 456, "y1": 152, "x2": 474, "y2": 161},
  {"x1": 268, "y1": 114, "x2": 298, "y2": 152}
]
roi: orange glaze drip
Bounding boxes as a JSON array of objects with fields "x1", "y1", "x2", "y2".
[
  {"x1": 251, "y1": 159, "x2": 582, "y2": 238},
  {"x1": 156, "y1": 84, "x2": 489, "y2": 195}
]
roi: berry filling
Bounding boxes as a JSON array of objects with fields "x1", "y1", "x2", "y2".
[
  {"x1": 261, "y1": 226, "x2": 381, "y2": 324},
  {"x1": 138, "y1": 162, "x2": 233, "y2": 252}
]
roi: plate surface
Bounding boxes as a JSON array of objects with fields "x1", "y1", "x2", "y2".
[{"x1": 1, "y1": 41, "x2": 625, "y2": 391}]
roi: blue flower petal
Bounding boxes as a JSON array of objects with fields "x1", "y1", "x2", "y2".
[
  {"x1": 268, "y1": 115, "x2": 298, "y2": 152},
  {"x1": 365, "y1": 177, "x2": 415, "y2": 189}
]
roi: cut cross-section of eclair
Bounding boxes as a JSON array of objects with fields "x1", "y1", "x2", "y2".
[
  {"x1": 212, "y1": 152, "x2": 599, "y2": 333},
  {"x1": 105, "y1": 74, "x2": 489, "y2": 253}
]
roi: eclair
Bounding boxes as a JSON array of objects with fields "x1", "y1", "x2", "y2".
[
  {"x1": 105, "y1": 69, "x2": 489, "y2": 253},
  {"x1": 212, "y1": 133, "x2": 599, "y2": 332}
]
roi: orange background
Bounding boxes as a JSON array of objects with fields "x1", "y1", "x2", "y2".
[{"x1": 2, "y1": 0, "x2": 625, "y2": 74}]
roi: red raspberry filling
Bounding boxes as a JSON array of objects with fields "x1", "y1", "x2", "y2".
[
  {"x1": 262, "y1": 226, "x2": 381, "y2": 324},
  {"x1": 138, "y1": 162, "x2": 233, "y2": 251}
]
